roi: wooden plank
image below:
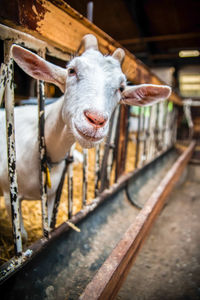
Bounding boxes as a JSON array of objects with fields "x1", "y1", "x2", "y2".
[
  {"x1": 80, "y1": 141, "x2": 196, "y2": 300},
  {"x1": 0, "y1": 0, "x2": 182, "y2": 105}
]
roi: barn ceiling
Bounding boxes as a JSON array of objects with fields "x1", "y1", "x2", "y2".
[{"x1": 65, "y1": 0, "x2": 200, "y2": 68}]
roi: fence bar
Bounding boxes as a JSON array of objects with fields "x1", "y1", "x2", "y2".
[
  {"x1": 4, "y1": 41, "x2": 22, "y2": 256},
  {"x1": 67, "y1": 145, "x2": 75, "y2": 219},
  {"x1": 141, "y1": 107, "x2": 147, "y2": 166},
  {"x1": 143, "y1": 107, "x2": 151, "y2": 163},
  {"x1": 154, "y1": 103, "x2": 160, "y2": 156},
  {"x1": 50, "y1": 158, "x2": 69, "y2": 229},
  {"x1": 160, "y1": 102, "x2": 166, "y2": 151},
  {"x1": 94, "y1": 145, "x2": 100, "y2": 197},
  {"x1": 147, "y1": 105, "x2": 157, "y2": 161},
  {"x1": 0, "y1": 63, "x2": 7, "y2": 107},
  {"x1": 135, "y1": 107, "x2": 142, "y2": 169},
  {"x1": 82, "y1": 149, "x2": 88, "y2": 207},
  {"x1": 99, "y1": 113, "x2": 116, "y2": 192},
  {"x1": 37, "y1": 78, "x2": 49, "y2": 239},
  {"x1": 115, "y1": 105, "x2": 130, "y2": 181},
  {"x1": 107, "y1": 106, "x2": 120, "y2": 186},
  {"x1": 161, "y1": 101, "x2": 167, "y2": 151}
]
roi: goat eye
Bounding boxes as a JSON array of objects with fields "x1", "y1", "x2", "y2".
[
  {"x1": 68, "y1": 68, "x2": 76, "y2": 76},
  {"x1": 119, "y1": 86, "x2": 125, "y2": 93}
]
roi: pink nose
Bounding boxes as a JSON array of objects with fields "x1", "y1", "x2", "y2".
[{"x1": 84, "y1": 110, "x2": 108, "y2": 128}]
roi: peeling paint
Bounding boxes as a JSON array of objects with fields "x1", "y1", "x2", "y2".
[{"x1": 4, "y1": 52, "x2": 22, "y2": 256}]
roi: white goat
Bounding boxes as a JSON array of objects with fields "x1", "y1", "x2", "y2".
[{"x1": 0, "y1": 34, "x2": 171, "y2": 239}]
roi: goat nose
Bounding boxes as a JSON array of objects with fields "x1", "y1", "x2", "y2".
[{"x1": 84, "y1": 110, "x2": 108, "y2": 128}]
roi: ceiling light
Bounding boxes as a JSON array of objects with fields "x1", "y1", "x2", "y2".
[{"x1": 179, "y1": 50, "x2": 200, "y2": 58}]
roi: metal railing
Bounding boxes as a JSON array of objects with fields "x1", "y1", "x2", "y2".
[{"x1": 0, "y1": 24, "x2": 178, "y2": 281}]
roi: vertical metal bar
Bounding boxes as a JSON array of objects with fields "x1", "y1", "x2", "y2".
[
  {"x1": 135, "y1": 107, "x2": 141, "y2": 169},
  {"x1": 87, "y1": 1, "x2": 94, "y2": 22},
  {"x1": 4, "y1": 41, "x2": 22, "y2": 256},
  {"x1": 162, "y1": 102, "x2": 167, "y2": 150},
  {"x1": 146, "y1": 106, "x2": 152, "y2": 162},
  {"x1": 143, "y1": 107, "x2": 150, "y2": 164},
  {"x1": 107, "y1": 106, "x2": 120, "y2": 186},
  {"x1": 50, "y1": 158, "x2": 68, "y2": 229},
  {"x1": 99, "y1": 113, "x2": 115, "y2": 192},
  {"x1": 0, "y1": 63, "x2": 7, "y2": 107},
  {"x1": 163, "y1": 101, "x2": 168, "y2": 149},
  {"x1": 37, "y1": 79, "x2": 49, "y2": 238},
  {"x1": 147, "y1": 105, "x2": 155, "y2": 161},
  {"x1": 141, "y1": 107, "x2": 147, "y2": 166},
  {"x1": 159, "y1": 102, "x2": 166, "y2": 153},
  {"x1": 94, "y1": 144, "x2": 100, "y2": 197},
  {"x1": 67, "y1": 145, "x2": 75, "y2": 219},
  {"x1": 154, "y1": 103, "x2": 160, "y2": 157},
  {"x1": 165, "y1": 101, "x2": 171, "y2": 148},
  {"x1": 82, "y1": 149, "x2": 88, "y2": 207},
  {"x1": 115, "y1": 105, "x2": 129, "y2": 182},
  {"x1": 173, "y1": 108, "x2": 178, "y2": 144}
]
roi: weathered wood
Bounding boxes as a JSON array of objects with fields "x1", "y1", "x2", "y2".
[
  {"x1": 80, "y1": 141, "x2": 196, "y2": 300},
  {"x1": 0, "y1": 0, "x2": 182, "y2": 105}
]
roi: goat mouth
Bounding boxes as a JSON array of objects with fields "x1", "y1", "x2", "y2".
[{"x1": 75, "y1": 125, "x2": 103, "y2": 142}]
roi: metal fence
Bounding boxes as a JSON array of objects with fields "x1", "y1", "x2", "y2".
[{"x1": 0, "y1": 24, "x2": 178, "y2": 281}]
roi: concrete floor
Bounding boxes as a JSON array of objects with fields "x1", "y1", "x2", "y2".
[{"x1": 117, "y1": 165, "x2": 200, "y2": 300}]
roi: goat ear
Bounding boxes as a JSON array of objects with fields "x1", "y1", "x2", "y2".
[
  {"x1": 11, "y1": 45, "x2": 67, "y2": 92},
  {"x1": 120, "y1": 84, "x2": 171, "y2": 106}
]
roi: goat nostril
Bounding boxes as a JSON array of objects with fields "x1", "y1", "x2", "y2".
[{"x1": 84, "y1": 110, "x2": 107, "y2": 127}]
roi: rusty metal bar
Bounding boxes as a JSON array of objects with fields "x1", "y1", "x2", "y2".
[
  {"x1": 143, "y1": 107, "x2": 151, "y2": 163},
  {"x1": 67, "y1": 162, "x2": 73, "y2": 219},
  {"x1": 135, "y1": 108, "x2": 142, "y2": 169},
  {"x1": 37, "y1": 73, "x2": 49, "y2": 238},
  {"x1": 149, "y1": 105, "x2": 157, "y2": 161},
  {"x1": 80, "y1": 141, "x2": 196, "y2": 300},
  {"x1": 154, "y1": 103, "x2": 160, "y2": 156},
  {"x1": 94, "y1": 145, "x2": 100, "y2": 197},
  {"x1": 161, "y1": 101, "x2": 168, "y2": 151},
  {"x1": 165, "y1": 101, "x2": 173, "y2": 148},
  {"x1": 4, "y1": 41, "x2": 22, "y2": 256},
  {"x1": 107, "y1": 106, "x2": 120, "y2": 186},
  {"x1": 82, "y1": 149, "x2": 88, "y2": 207},
  {"x1": 141, "y1": 107, "x2": 147, "y2": 166},
  {"x1": 0, "y1": 63, "x2": 7, "y2": 107},
  {"x1": 99, "y1": 112, "x2": 116, "y2": 192},
  {"x1": 67, "y1": 145, "x2": 75, "y2": 219},
  {"x1": 50, "y1": 157, "x2": 69, "y2": 229}
]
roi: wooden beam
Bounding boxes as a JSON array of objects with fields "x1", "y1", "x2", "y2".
[
  {"x1": 80, "y1": 141, "x2": 196, "y2": 300},
  {"x1": 119, "y1": 32, "x2": 200, "y2": 45},
  {"x1": 0, "y1": 0, "x2": 182, "y2": 105}
]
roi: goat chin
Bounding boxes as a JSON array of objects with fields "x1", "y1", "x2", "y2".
[{"x1": 75, "y1": 134, "x2": 105, "y2": 149}]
